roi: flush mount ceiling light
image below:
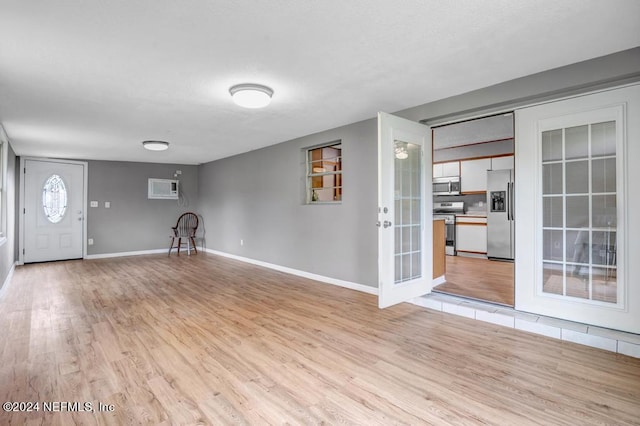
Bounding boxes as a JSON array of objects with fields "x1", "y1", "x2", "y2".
[
  {"x1": 229, "y1": 83, "x2": 274, "y2": 108},
  {"x1": 142, "y1": 140, "x2": 169, "y2": 151}
]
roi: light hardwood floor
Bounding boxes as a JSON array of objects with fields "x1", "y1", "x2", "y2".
[
  {"x1": 1, "y1": 254, "x2": 639, "y2": 425},
  {"x1": 434, "y1": 256, "x2": 515, "y2": 306}
]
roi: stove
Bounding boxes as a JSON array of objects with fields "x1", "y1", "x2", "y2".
[{"x1": 433, "y1": 202, "x2": 464, "y2": 255}]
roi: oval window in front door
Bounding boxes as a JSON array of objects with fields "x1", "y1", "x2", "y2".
[{"x1": 42, "y1": 174, "x2": 68, "y2": 223}]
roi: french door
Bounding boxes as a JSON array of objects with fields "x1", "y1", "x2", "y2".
[
  {"x1": 378, "y1": 112, "x2": 433, "y2": 308},
  {"x1": 515, "y1": 85, "x2": 640, "y2": 334},
  {"x1": 22, "y1": 158, "x2": 87, "y2": 263}
]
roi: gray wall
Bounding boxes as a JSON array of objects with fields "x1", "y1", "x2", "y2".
[
  {"x1": 0, "y1": 143, "x2": 17, "y2": 289},
  {"x1": 198, "y1": 119, "x2": 378, "y2": 286},
  {"x1": 400, "y1": 48, "x2": 640, "y2": 124},
  {"x1": 87, "y1": 160, "x2": 198, "y2": 255},
  {"x1": 197, "y1": 47, "x2": 640, "y2": 289}
]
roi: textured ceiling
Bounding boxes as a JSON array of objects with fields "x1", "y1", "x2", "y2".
[{"x1": 1, "y1": 0, "x2": 639, "y2": 164}]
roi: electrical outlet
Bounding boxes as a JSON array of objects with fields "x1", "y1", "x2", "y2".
[
  {"x1": 88, "y1": 238, "x2": 94, "y2": 245},
  {"x1": 104, "y1": 201, "x2": 110, "y2": 208}
]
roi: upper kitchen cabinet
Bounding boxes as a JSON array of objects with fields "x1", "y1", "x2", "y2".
[
  {"x1": 433, "y1": 161, "x2": 460, "y2": 178},
  {"x1": 491, "y1": 155, "x2": 514, "y2": 170},
  {"x1": 460, "y1": 158, "x2": 491, "y2": 193}
]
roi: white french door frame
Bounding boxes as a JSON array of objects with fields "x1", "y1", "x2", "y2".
[
  {"x1": 18, "y1": 157, "x2": 89, "y2": 265},
  {"x1": 514, "y1": 84, "x2": 639, "y2": 334},
  {"x1": 378, "y1": 112, "x2": 433, "y2": 308}
]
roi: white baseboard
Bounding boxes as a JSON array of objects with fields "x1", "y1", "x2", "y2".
[
  {"x1": 204, "y1": 248, "x2": 378, "y2": 295},
  {"x1": 0, "y1": 261, "x2": 17, "y2": 299},
  {"x1": 85, "y1": 248, "x2": 168, "y2": 259}
]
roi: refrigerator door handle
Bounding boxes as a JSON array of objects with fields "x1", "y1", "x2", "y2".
[
  {"x1": 506, "y1": 182, "x2": 511, "y2": 220},
  {"x1": 510, "y1": 181, "x2": 515, "y2": 221}
]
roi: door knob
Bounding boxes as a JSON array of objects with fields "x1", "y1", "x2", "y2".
[{"x1": 383, "y1": 220, "x2": 392, "y2": 228}]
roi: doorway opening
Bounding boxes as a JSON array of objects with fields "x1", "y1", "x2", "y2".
[{"x1": 429, "y1": 112, "x2": 515, "y2": 307}]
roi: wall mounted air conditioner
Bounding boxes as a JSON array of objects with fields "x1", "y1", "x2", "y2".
[{"x1": 148, "y1": 178, "x2": 179, "y2": 199}]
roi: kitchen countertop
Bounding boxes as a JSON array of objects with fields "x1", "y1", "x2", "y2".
[{"x1": 456, "y1": 213, "x2": 487, "y2": 217}]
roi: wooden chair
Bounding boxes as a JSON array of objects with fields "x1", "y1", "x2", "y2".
[{"x1": 169, "y1": 212, "x2": 199, "y2": 256}]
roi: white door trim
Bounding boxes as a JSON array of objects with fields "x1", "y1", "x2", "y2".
[{"x1": 18, "y1": 157, "x2": 88, "y2": 265}]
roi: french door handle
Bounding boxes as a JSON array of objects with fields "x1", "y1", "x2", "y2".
[
  {"x1": 376, "y1": 221, "x2": 381, "y2": 227},
  {"x1": 383, "y1": 220, "x2": 392, "y2": 228}
]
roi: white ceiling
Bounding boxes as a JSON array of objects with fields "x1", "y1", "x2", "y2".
[{"x1": 1, "y1": 1, "x2": 639, "y2": 165}]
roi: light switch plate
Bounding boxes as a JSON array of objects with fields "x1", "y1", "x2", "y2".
[
  {"x1": 104, "y1": 201, "x2": 110, "y2": 208},
  {"x1": 90, "y1": 201, "x2": 98, "y2": 208}
]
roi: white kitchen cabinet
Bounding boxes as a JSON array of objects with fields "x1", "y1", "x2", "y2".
[
  {"x1": 491, "y1": 155, "x2": 514, "y2": 170},
  {"x1": 460, "y1": 158, "x2": 491, "y2": 193},
  {"x1": 432, "y1": 163, "x2": 442, "y2": 178},
  {"x1": 433, "y1": 161, "x2": 459, "y2": 178},
  {"x1": 456, "y1": 223, "x2": 487, "y2": 254},
  {"x1": 443, "y1": 161, "x2": 460, "y2": 176}
]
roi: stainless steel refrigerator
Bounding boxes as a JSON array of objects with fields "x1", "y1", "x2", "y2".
[{"x1": 487, "y1": 169, "x2": 514, "y2": 260}]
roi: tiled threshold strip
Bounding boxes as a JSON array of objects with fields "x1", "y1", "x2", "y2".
[{"x1": 411, "y1": 292, "x2": 640, "y2": 359}]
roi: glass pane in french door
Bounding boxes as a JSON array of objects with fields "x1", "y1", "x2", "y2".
[
  {"x1": 394, "y1": 140, "x2": 422, "y2": 284},
  {"x1": 541, "y1": 120, "x2": 617, "y2": 303}
]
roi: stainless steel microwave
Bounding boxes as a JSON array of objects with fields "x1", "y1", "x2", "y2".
[{"x1": 433, "y1": 176, "x2": 461, "y2": 195}]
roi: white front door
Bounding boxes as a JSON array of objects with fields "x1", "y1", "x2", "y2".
[
  {"x1": 515, "y1": 84, "x2": 640, "y2": 334},
  {"x1": 23, "y1": 159, "x2": 86, "y2": 263},
  {"x1": 378, "y1": 112, "x2": 433, "y2": 308}
]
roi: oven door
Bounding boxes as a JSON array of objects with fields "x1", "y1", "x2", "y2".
[
  {"x1": 444, "y1": 221, "x2": 456, "y2": 255},
  {"x1": 434, "y1": 214, "x2": 456, "y2": 255}
]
